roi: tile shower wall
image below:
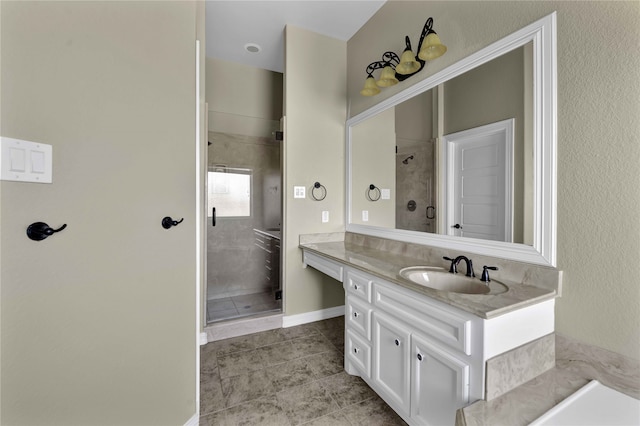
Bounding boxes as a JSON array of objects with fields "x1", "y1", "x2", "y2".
[
  {"x1": 207, "y1": 131, "x2": 281, "y2": 300},
  {"x1": 395, "y1": 139, "x2": 436, "y2": 233}
]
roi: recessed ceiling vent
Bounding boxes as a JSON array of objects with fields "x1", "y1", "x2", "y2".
[{"x1": 244, "y1": 43, "x2": 261, "y2": 53}]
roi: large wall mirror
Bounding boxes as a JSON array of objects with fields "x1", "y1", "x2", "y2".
[{"x1": 347, "y1": 13, "x2": 557, "y2": 266}]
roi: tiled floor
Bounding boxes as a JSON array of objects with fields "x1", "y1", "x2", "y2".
[
  {"x1": 207, "y1": 291, "x2": 282, "y2": 323},
  {"x1": 200, "y1": 316, "x2": 407, "y2": 426}
]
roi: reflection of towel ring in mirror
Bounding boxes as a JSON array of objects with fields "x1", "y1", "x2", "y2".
[
  {"x1": 311, "y1": 182, "x2": 327, "y2": 201},
  {"x1": 366, "y1": 184, "x2": 381, "y2": 201}
]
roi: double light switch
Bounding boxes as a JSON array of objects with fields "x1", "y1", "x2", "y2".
[{"x1": 0, "y1": 137, "x2": 52, "y2": 183}]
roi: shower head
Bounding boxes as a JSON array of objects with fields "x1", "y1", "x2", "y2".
[{"x1": 402, "y1": 155, "x2": 414, "y2": 164}]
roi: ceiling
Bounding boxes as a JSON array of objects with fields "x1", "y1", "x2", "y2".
[{"x1": 205, "y1": 1, "x2": 386, "y2": 73}]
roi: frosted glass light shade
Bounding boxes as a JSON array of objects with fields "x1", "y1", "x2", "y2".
[
  {"x1": 418, "y1": 33, "x2": 447, "y2": 60},
  {"x1": 376, "y1": 66, "x2": 399, "y2": 87},
  {"x1": 396, "y1": 49, "x2": 421, "y2": 75},
  {"x1": 360, "y1": 76, "x2": 381, "y2": 96}
]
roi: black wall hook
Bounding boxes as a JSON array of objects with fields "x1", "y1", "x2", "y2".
[
  {"x1": 27, "y1": 222, "x2": 67, "y2": 241},
  {"x1": 162, "y1": 217, "x2": 184, "y2": 229}
]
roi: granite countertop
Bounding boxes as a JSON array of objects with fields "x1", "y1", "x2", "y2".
[
  {"x1": 254, "y1": 228, "x2": 280, "y2": 240},
  {"x1": 300, "y1": 240, "x2": 556, "y2": 319},
  {"x1": 457, "y1": 334, "x2": 640, "y2": 425}
]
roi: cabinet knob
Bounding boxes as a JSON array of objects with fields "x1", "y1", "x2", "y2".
[
  {"x1": 417, "y1": 353, "x2": 424, "y2": 361},
  {"x1": 353, "y1": 347, "x2": 360, "y2": 354},
  {"x1": 395, "y1": 339, "x2": 400, "y2": 346},
  {"x1": 353, "y1": 312, "x2": 359, "y2": 318},
  {"x1": 354, "y1": 284, "x2": 359, "y2": 290}
]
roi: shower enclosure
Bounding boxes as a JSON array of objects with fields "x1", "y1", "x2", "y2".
[{"x1": 206, "y1": 113, "x2": 282, "y2": 323}]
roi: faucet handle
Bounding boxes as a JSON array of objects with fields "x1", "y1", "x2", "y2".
[
  {"x1": 443, "y1": 256, "x2": 457, "y2": 273},
  {"x1": 481, "y1": 266, "x2": 498, "y2": 282}
]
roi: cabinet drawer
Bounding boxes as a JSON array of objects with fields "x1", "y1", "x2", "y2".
[
  {"x1": 303, "y1": 251, "x2": 343, "y2": 282},
  {"x1": 346, "y1": 330, "x2": 371, "y2": 378},
  {"x1": 345, "y1": 269, "x2": 372, "y2": 303},
  {"x1": 374, "y1": 282, "x2": 472, "y2": 355},
  {"x1": 347, "y1": 297, "x2": 372, "y2": 340}
]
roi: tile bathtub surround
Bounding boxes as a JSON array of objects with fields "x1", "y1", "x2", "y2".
[
  {"x1": 457, "y1": 334, "x2": 640, "y2": 426},
  {"x1": 484, "y1": 333, "x2": 556, "y2": 401},
  {"x1": 200, "y1": 316, "x2": 407, "y2": 426}
]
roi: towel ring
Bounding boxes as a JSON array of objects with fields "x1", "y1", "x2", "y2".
[
  {"x1": 311, "y1": 182, "x2": 327, "y2": 201},
  {"x1": 366, "y1": 184, "x2": 381, "y2": 202}
]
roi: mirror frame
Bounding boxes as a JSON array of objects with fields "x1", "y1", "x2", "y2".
[{"x1": 346, "y1": 12, "x2": 557, "y2": 267}]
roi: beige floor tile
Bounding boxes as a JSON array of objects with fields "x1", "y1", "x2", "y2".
[
  {"x1": 276, "y1": 381, "x2": 341, "y2": 426},
  {"x1": 319, "y1": 371, "x2": 377, "y2": 408},
  {"x1": 220, "y1": 369, "x2": 275, "y2": 408},
  {"x1": 258, "y1": 340, "x2": 298, "y2": 366},
  {"x1": 267, "y1": 357, "x2": 316, "y2": 392},
  {"x1": 341, "y1": 394, "x2": 408, "y2": 426},
  {"x1": 224, "y1": 396, "x2": 291, "y2": 426},
  {"x1": 301, "y1": 410, "x2": 351, "y2": 426},
  {"x1": 292, "y1": 334, "x2": 336, "y2": 358},
  {"x1": 306, "y1": 350, "x2": 344, "y2": 379},
  {"x1": 217, "y1": 349, "x2": 264, "y2": 379},
  {"x1": 199, "y1": 316, "x2": 401, "y2": 426}
]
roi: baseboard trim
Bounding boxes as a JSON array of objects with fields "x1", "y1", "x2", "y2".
[
  {"x1": 184, "y1": 413, "x2": 198, "y2": 426},
  {"x1": 282, "y1": 305, "x2": 345, "y2": 328}
]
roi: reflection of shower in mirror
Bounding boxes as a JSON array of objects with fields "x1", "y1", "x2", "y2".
[{"x1": 402, "y1": 155, "x2": 414, "y2": 164}]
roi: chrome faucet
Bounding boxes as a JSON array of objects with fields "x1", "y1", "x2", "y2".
[{"x1": 443, "y1": 255, "x2": 475, "y2": 277}]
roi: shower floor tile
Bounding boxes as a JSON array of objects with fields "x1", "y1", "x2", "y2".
[
  {"x1": 209, "y1": 298, "x2": 236, "y2": 312},
  {"x1": 207, "y1": 291, "x2": 281, "y2": 324}
]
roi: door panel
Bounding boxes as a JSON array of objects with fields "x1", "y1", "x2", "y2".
[
  {"x1": 444, "y1": 119, "x2": 514, "y2": 242},
  {"x1": 1, "y1": 2, "x2": 198, "y2": 424},
  {"x1": 411, "y1": 333, "x2": 470, "y2": 426},
  {"x1": 372, "y1": 312, "x2": 411, "y2": 414}
]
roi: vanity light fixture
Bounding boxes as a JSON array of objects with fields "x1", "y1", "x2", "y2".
[{"x1": 360, "y1": 17, "x2": 447, "y2": 97}]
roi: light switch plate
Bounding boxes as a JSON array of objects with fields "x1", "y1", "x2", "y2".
[
  {"x1": 294, "y1": 186, "x2": 305, "y2": 198},
  {"x1": 1, "y1": 137, "x2": 52, "y2": 183}
]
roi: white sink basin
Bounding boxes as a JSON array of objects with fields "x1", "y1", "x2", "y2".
[{"x1": 399, "y1": 266, "x2": 501, "y2": 294}]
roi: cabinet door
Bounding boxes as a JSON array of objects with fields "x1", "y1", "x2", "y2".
[
  {"x1": 372, "y1": 312, "x2": 411, "y2": 415},
  {"x1": 411, "y1": 333, "x2": 470, "y2": 426}
]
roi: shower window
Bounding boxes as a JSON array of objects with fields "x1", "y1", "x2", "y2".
[{"x1": 208, "y1": 167, "x2": 252, "y2": 217}]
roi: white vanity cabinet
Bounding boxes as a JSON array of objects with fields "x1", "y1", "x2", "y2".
[
  {"x1": 301, "y1": 248, "x2": 555, "y2": 426},
  {"x1": 372, "y1": 311, "x2": 412, "y2": 414},
  {"x1": 343, "y1": 267, "x2": 480, "y2": 426},
  {"x1": 411, "y1": 333, "x2": 470, "y2": 426}
]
